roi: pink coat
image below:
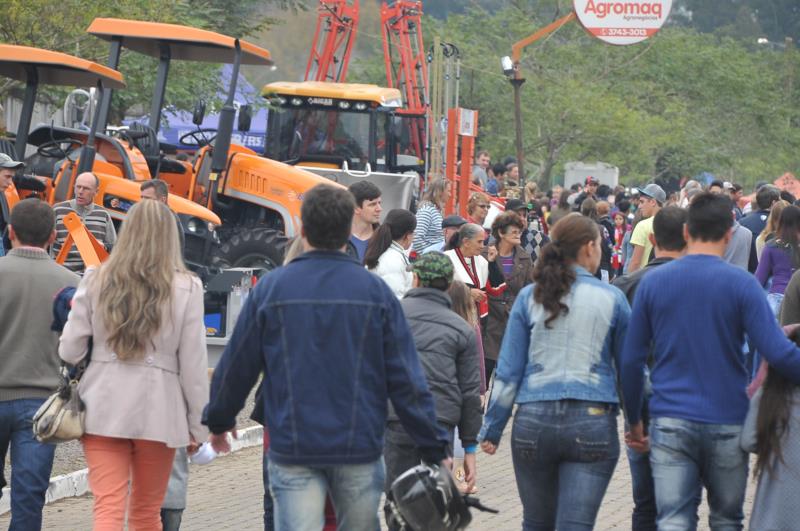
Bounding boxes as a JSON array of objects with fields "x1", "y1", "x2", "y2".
[{"x1": 59, "y1": 268, "x2": 209, "y2": 448}]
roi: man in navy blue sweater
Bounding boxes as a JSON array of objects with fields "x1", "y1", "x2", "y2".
[
  {"x1": 621, "y1": 192, "x2": 800, "y2": 530},
  {"x1": 203, "y1": 184, "x2": 449, "y2": 531}
]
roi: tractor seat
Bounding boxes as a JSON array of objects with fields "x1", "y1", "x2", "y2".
[{"x1": 145, "y1": 155, "x2": 187, "y2": 176}]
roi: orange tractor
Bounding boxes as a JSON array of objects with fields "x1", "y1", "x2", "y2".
[
  {"x1": 85, "y1": 18, "x2": 345, "y2": 269},
  {"x1": 0, "y1": 44, "x2": 221, "y2": 261}
]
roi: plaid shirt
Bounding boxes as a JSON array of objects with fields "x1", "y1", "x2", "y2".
[{"x1": 520, "y1": 228, "x2": 549, "y2": 263}]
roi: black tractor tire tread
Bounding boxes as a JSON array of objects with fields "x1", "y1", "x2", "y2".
[{"x1": 210, "y1": 226, "x2": 288, "y2": 270}]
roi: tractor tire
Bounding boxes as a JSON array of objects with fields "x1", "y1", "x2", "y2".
[{"x1": 210, "y1": 226, "x2": 288, "y2": 270}]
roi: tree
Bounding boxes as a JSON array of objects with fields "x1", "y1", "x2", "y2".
[
  {"x1": 348, "y1": 3, "x2": 800, "y2": 189},
  {"x1": 0, "y1": 0, "x2": 301, "y2": 123}
]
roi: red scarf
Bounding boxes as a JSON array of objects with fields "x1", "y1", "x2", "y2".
[{"x1": 455, "y1": 248, "x2": 492, "y2": 318}]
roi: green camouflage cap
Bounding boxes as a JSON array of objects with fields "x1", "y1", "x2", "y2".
[{"x1": 409, "y1": 251, "x2": 454, "y2": 285}]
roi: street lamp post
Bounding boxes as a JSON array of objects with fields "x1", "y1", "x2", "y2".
[
  {"x1": 510, "y1": 74, "x2": 526, "y2": 184},
  {"x1": 501, "y1": 11, "x2": 576, "y2": 187}
]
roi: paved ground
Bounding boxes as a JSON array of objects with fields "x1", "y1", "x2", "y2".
[{"x1": 0, "y1": 416, "x2": 757, "y2": 530}]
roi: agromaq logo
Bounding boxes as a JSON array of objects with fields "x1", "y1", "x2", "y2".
[{"x1": 574, "y1": 0, "x2": 672, "y2": 45}]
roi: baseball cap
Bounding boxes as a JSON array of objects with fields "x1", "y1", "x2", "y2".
[
  {"x1": 0, "y1": 153, "x2": 24, "y2": 170},
  {"x1": 637, "y1": 183, "x2": 666, "y2": 205},
  {"x1": 505, "y1": 199, "x2": 528, "y2": 212},
  {"x1": 408, "y1": 251, "x2": 454, "y2": 285},
  {"x1": 441, "y1": 215, "x2": 467, "y2": 229},
  {"x1": 585, "y1": 176, "x2": 599, "y2": 185}
]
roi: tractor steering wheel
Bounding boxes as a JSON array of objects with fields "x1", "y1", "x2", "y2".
[
  {"x1": 179, "y1": 129, "x2": 217, "y2": 147},
  {"x1": 37, "y1": 138, "x2": 83, "y2": 159}
]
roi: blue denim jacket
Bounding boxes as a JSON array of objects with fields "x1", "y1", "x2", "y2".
[
  {"x1": 479, "y1": 266, "x2": 630, "y2": 444},
  {"x1": 203, "y1": 250, "x2": 449, "y2": 466}
]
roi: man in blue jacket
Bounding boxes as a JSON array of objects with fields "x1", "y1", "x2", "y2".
[{"x1": 203, "y1": 184, "x2": 449, "y2": 531}]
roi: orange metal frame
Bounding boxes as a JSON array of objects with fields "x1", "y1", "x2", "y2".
[
  {"x1": 511, "y1": 12, "x2": 576, "y2": 66},
  {"x1": 381, "y1": 1, "x2": 428, "y2": 159},
  {"x1": 444, "y1": 108, "x2": 477, "y2": 218},
  {"x1": 305, "y1": 0, "x2": 360, "y2": 82},
  {"x1": 54, "y1": 212, "x2": 108, "y2": 267}
]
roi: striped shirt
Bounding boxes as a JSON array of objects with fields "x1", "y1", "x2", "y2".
[
  {"x1": 412, "y1": 202, "x2": 444, "y2": 252},
  {"x1": 52, "y1": 199, "x2": 116, "y2": 274}
]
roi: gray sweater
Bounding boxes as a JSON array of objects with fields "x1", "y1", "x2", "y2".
[
  {"x1": 389, "y1": 288, "x2": 482, "y2": 445},
  {"x1": 0, "y1": 247, "x2": 79, "y2": 400},
  {"x1": 742, "y1": 387, "x2": 800, "y2": 530}
]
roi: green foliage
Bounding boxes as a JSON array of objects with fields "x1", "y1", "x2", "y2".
[
  {"x1": 350, "y1": 3, "x2": 800, "y2": 189},
  {"x1": 0, "y1": 0, "x2": 300, "y2": 122}
]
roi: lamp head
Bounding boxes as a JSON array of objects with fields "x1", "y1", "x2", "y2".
[{"x1": 501, "y1": 56, "x2": 514, "y2": 77}]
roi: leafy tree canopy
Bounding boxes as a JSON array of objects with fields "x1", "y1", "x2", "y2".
[
  {"x1": 352, "y1": 1, "x2": 800, "y2": 188},
  {"x1": 0, "y1": 0, "x2": 302, "y2": 123}
]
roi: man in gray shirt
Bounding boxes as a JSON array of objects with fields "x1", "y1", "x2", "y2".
[
  {"x1": 0, "y1": 199, "x2": 79, "y2": 529},
  {"x1": 723, "y1": 214, "x2": 755, "y2": 271}
]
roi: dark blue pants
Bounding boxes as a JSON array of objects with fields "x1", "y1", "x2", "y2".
[
  {"x1": 511, "y1": 400, "x2": 619, "y2": 531},
  {"x1": 0, "y1": 398, "x2": 56, "y2": 531},
  {"x1": 263, "y1": 452, "x2": 274, "y2": 531}
]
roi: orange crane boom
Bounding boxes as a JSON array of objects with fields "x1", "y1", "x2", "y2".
[{"x1": 305, "y1": 0, "x2": 360, "y2": 82}]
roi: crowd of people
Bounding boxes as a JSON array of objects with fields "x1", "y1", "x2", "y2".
[{"x1": 3, "y1": 143, "x2": 800, "y2": 531}]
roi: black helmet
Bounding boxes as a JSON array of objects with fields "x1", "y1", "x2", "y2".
[{"x1": 384, "y1": 464, "x2": 472, "y2": 531}]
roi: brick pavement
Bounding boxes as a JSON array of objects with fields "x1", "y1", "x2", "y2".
[{"x1": 0, "y1": 418, "x2": 756, "y2": 530}]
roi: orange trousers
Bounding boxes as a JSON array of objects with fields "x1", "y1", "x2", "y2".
[{"x1": 83, "y1": 434, "x2": 176, "y2": 531}]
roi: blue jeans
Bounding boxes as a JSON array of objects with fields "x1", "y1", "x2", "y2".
[
  {"x1": 160, "y1": 508, "x2": 183, "y2": 531},
  {"x1": 649, "y1": 417, "x2": 748, "y2": 531},
  {"x1": 627, "y1": 446, "x2": 657, "y2": 531},
  {"x1": 0, "y1": 398, "x2": 56, "y2": 531},
  {"x1": 511, "y1": 400, "x2": 620, "y2": 531},
  {"x1": 268, "y1": 458, "x2": 384, "y2": 531},
  {"x1": 263, "y1": 453, "x2": 274, "y2": 530}
]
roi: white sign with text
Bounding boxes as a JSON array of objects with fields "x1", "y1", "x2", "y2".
[{"x1": 573, "y1": 0, "x2": 672, "y2": 45}]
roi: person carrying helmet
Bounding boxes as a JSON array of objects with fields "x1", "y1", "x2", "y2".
[{"x1": 384, "y1": 252, "x2": 483, "y2": 496}]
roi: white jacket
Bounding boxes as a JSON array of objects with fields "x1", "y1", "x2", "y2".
[
  {"x1": 444, "y1": 249, "x2": 489, "y2": 289},
  {"x1": 370, "y1": 242, "x2": 413, "y2": 299}
]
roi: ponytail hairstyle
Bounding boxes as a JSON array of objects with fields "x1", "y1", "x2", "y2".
[
  {"x1": 755, "y1": 327, "x2": 800, "y2": 478},
  {"x1": 446, "y1": 223, "x2": 484, "y2": 251},
  {"x1": 533, "y1": 213, "x2": 599, "y2": 328},
  {"x1": 364, "y1": 209, "x2": 416, "y2": 269}
]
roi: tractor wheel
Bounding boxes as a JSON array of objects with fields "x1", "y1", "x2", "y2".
[{"x1": 210, "y1": 226, "x2": 288, "y2": 271}]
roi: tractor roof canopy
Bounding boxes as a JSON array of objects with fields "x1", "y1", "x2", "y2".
[
  {"x1": 262, "y1": 82, "x2": 403, "y2": 108},
  {"x1": 87, "y1": 18, "x2": 272, "y2": 65},
  {"x1": 0, "y1": 44, "x2": 125, "y2": 88}
]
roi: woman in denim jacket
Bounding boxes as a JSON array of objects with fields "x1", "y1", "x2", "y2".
[{"x1": 479, "y1": 213, "x2": 631, "y2": 530}]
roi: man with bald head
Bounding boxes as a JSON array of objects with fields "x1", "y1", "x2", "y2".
[{"x1": 52, "y1": 172, "x2": 116, "y2": 274}]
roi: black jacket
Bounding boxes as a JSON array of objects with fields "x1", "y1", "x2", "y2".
[
  {"x1": 389, "y1": 288, "x2": 483, "y2": 446},
  {"x1": 0, "y1": 191, "x2": 9, "y2": 253},
  {"x1": 612, "y1": 256, "x2": 675, "y2": 304},
  {"x1": 484, "y1": 246, "x2": 535, "y2": 361}
]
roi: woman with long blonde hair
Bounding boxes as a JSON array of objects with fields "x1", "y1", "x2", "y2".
[
  {"x1": 757, "y1": 200, "x2": 789, "y2": 260},
  {"x1": 60, "y1": 199, "x2": 209, "y2": 530}
]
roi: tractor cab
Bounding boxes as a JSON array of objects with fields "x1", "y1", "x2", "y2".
[
  {"x1": 262, "y1": 81, "x2": 422, "y2": 213},
  {"x1": 0, "y1": 44, "x2": 222, "y2": 269}
]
